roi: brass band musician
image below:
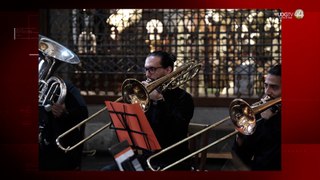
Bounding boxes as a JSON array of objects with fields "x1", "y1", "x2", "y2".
[
  {"x1": 232, "y1": 64, "x2": 282, "y2": 170},
  {"x1": 101, "y1": 51, "x2": 195, "y2": 171},
  {"x1": 39, "y1": 81, "x2": 88, "y2": 170},
  {"x1": 141, "y1": 51, "x2": 195, "y2": 170}
]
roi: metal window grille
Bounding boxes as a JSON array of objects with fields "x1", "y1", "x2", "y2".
[{"x1": 40, "y1": 9, "x2": 281, "y2": 102}]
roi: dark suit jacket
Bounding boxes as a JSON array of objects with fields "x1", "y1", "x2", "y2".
[
  {"x1": 232, "y1": 111, "x2": 281, "y2": 170},
  {"x1": 39, "y1": 81, "x2": 88, "y2": 170},
  {"x1": 144, "y1": 88, "x2": 194, "y2": 170}
]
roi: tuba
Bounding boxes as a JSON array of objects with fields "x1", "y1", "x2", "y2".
[{"x1": 38, "y1": 35, "x2": 80, "y2": 111}]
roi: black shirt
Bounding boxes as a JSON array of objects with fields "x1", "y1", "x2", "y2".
[
  {"x1": 232, "y1": 111, "x2": 281, "y2": 170},
  {"x1": 144, "y1": 88, "x2": 194, "y2": 170},
  {"x1": 39, "y1": 81, "x2": 88, "y2": 170}
]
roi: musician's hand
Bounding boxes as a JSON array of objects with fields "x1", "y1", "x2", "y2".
[
  {"x1": 52, "y1": 103, "x2": 67, "y2": 118},
  {"x1": 141, "y1": 78, "x2": 152, "y2": 86},
  {"x1": 149, "y1": 89, "x2": 164, "y2": 101},
  {"x1": 142, "y1": 79, "x2": 164, "y2": 101},
  {"x1": 260, "y1": 108, "x2": 275, "y2": 120}
]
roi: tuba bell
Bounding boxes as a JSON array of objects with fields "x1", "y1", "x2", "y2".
[{"x1": 38, "y1": 35, "x2": 80, "y2": 111}]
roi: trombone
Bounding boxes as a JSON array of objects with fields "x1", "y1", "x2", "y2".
[
  {"x1": 56, "y1": 62, "x2": 202, "y2": 152},
  {"x1": 146, "y1": 96, "x2": 281, "y2": 171}
]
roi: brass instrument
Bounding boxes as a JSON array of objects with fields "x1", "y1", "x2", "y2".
[
  {"x1": 56, "y1": 62, "x2": 202, "y2": 152},
  {"x1": 146, "y1": 96, "x2": 281, "y2": 171},
  {"x1": 38, "y1": 35, "x2": 80, "y2": 111},
  {"x1": 122, "y1": 62, "x2": 202, "y2": 111}
]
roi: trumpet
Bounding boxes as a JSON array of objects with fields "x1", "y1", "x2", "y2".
[
  {"x1": 146, "y1": 96, "x2": 281, "y2": 171},
  {"x1": 56, "y1": 62, "x2": 202, "y2": 152}
]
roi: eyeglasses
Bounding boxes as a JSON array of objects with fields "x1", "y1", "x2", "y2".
[{"x1": 144, "y1": 66, "x2": 163, "y2": 73}]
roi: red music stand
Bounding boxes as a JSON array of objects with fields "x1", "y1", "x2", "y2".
[{"x1": 105, "y1": 101, "x2": 161, "y2": 151}]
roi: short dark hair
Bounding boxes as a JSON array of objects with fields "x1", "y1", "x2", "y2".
[
  {"x1": 147, "y1": 51, "x2": 176, "y2": 69},
  {"x1": 268, "y1": 64, "x2": 281, "y2": 76}
]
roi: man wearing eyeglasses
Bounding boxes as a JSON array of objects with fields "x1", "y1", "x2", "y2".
[{"x1": 141, "y1": 51, "x2": 194, "y2": 170}]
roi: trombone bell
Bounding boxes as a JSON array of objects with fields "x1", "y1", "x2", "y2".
[
  {"x1": 122, "y1": 79, "x2": 149, "y2": 111},
  {"x1": 229, "y1": 97, "x2": 281, "y2": 135},
  {"x1": 229, "y1": 99, "x2": 256, "y2": 135},
  {"x1": 122, "y1": 62, "x2": 202, "y2": 112}
]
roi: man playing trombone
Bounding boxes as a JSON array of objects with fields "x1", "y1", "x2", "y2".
[
  {"x1": 232, "y1": 64, "x2": 282, "y2": 170},
  {"x1": 141, "y1": 51, "x2": 195, "y2": 170}
]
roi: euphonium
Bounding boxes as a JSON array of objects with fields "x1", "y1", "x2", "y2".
[{"x1": 38, "y1": 35, "x2": 80, "y2": 111}]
